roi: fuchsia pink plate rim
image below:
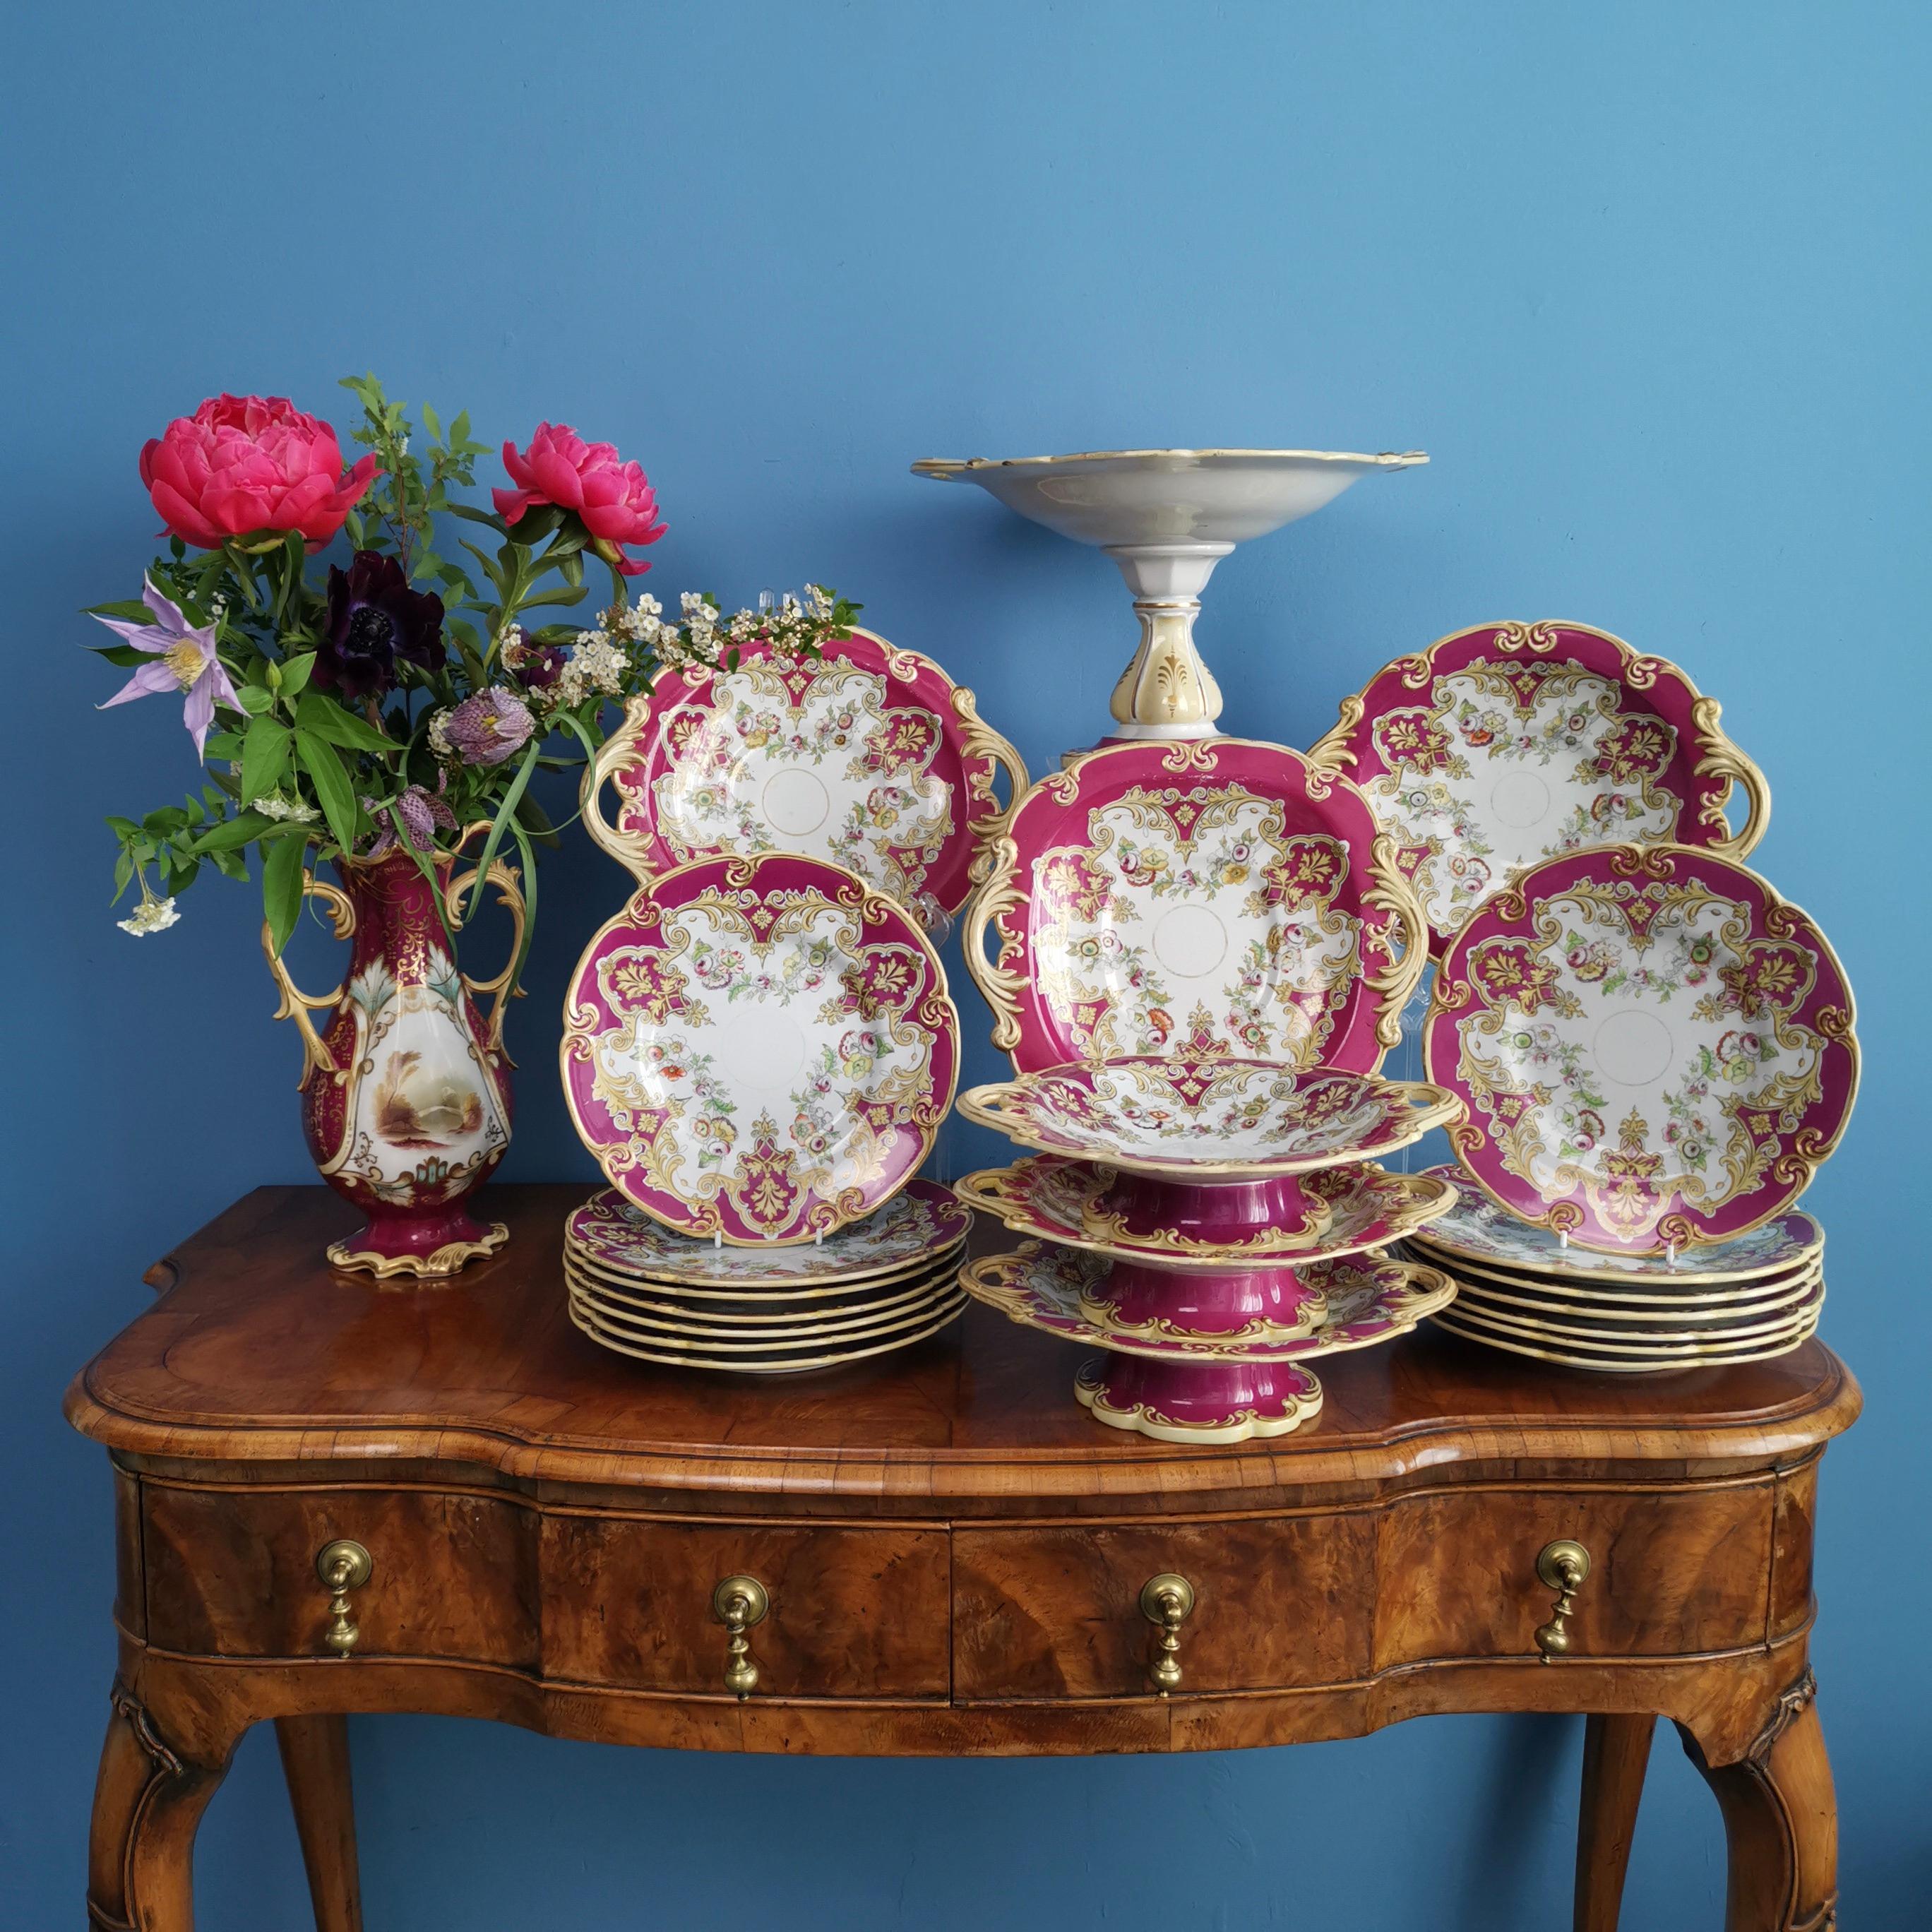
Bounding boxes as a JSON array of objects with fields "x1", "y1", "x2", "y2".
[
  {"x1": 1316, "y1": 621, "x2": 1765, "y2": 954},
  {"x1": 561, "y1": 852, "x2": 959, "y2": 1246},
  {"x1": 974, "y1": 737, "x2": 1423, "y2": 1075},
  {"x1": 592, "y1": 628, "x2": 1018, "y2": 922},
  {"x1": 1426, "y1": 842, "x2": 1857, "y2": 1254}
]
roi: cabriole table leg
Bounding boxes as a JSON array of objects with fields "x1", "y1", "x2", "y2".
[
  {"x1": 87, "y1": 1678, "x2": 235, "y2": 1932},
  {"x1": 1678, "y1": 1671, "x2": 1838, "y2": 1932}
]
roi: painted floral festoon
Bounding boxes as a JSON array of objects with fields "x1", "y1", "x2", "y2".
[
  {"x1": 1429, "y1": 846, "x2": 1857, "y2": 1251},
  {"x1": 564, "y1": 857, "x2": 956, "y2": 1244}
]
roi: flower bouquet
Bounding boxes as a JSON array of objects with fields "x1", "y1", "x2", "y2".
[{"x1": 90, "y1": 376, "x2": 860, "y2": 1275}]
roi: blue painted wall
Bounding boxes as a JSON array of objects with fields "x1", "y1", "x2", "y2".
[{"x1": 4, "y1": 2, "x2": 1926, "y2": 1924}]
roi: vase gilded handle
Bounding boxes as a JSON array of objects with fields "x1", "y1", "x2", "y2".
[
  {"x1": 447, "y1": 821, "x2": 528, "y2": 1057},
  {"x1": 261, "y1": 864, "x2": 357, "y2": 1090},
  {"x1": 963, "y1": 839, "x2": 1029, "y2": 1055}
]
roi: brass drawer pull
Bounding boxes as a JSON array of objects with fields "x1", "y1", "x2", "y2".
[
  {"x1": 712, "y1": 1575, "x2": 770, "y2": 1700},
  {"x1": 316, "y1": 1539, "x2": 374, "y2": 1657},
  {"x1": 1139, "y1": 1573, "x2": 1196, "y2": 1695},
  {"x1": 1533, "y1": 1539, "x2": 1591, "y2": 1659}
]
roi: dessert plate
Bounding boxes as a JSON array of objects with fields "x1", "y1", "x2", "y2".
[
  {"x1": 585, "y1": 630, "x2": 1026, "y2": 931},
  {"x1": 1309, "y1": 622, "x2": 1770, "y2": 949},
  {"x1": 566, "y1": 1267, "x2": 963, "y2": 1346},
  {"x1": 967, "y1": 737, "x2": 1426, "y2": 1073},
  {"x1": 561, "y1": 853, "x2": 959, "y2": 1245},
  {"x1": 1397, "y1": 1167, "x2": 1824, "y2": 1284},
  {"x1": 1438, "y1": 1277, "x2": 1823, "y2": 1354},
  {"x1": 958, "y1": 1242, "x2": 1456, "y2": 1365},
  {"x1": 957, "y1": 1056, "x2": 1462, "y2": 1181},
  {"x1": 1401, "y1": 1243, "x2": 1820, "y2": 1310},
  {"x1": 561, "y1": 1251, "x2": 964, "y2": 1327},
  {"x1": 568, "y1": 1291, "x2": 965, "y2": 1375},
  {"x1": 1426, "y1": 844, "x2": 1857, "y2": 1252},
  {"x1": 955, "y1": 1156, "x2": 1455, "y2": 1270},
  {"x1": 564, "y1": 1177, "x2": 972, "y2": 1287},
  {"x1": 1429, "y1": 1308, "x2": 1817, "y2": 1373},
  {"x1": 1431, "y1": 1263, "x2": 1823, "y2": 1335}
]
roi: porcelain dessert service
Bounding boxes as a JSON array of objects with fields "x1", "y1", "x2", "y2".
[
  {"x1": 563, "y1": 850, "x2": 959, "y2": 1246},
  {"x1": 960, "y1": 1241, "x2": 1457, "y2": 1442},
  {"x1": 1309, "y1": 623, "x2": 1770, "y2": 950},
  {"x1": 559, "y1": 626, "x2": 1011, "y2": 1376},
  {"x1": 583, "y1": 628, "x2": 1027, "y2": 936},
  {"x1": 559, "y1": 1178, "x2": 969, "y2": 1374},
  {"x1": 1424, "y1": 843, "x2": 1857, "y2": 1254},
  {"x1": 1290, "y1": 626, "x2": 1856, "y2": 1373},
  {"x1": 913, "y1": 448, "x2": 1426, "y2": 743},
  {"x1": 968, "y1": 736, "x2": 1427, "y2": 1074}
]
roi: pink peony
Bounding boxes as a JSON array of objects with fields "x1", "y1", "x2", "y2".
[
  {"x1": 494, "y1": 422, "x2": 666, "y2": 576},
  {"x1": 140, "y1": 394, "x2": 381, "y2": 551}
]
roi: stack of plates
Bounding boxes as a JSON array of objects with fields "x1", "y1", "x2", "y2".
[
  {"x1": 563, "y1": 1179, "x2": 970, "y2": 1374},
  {"x1": 1404, "y1": 1169, "x2": 1825, "y2": 1373}
]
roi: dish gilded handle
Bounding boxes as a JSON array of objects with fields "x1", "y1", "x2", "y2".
[
  {"x1": 1691, "y1": 697, "x2": 1772, "y2": 860},
  {"x1": 964, "y1": 840, "x2": 1029, "y2": 1054},
  {"x1": 955, "y1": 1083, "x2": 1027, "y2": 1139},
  {"x1": 261, "y1": 864, "x2": 357, "y2": 1090},
  {"x1": 1384, "y1": 1080, "x2": 1467, "y2": 1138},
  {"x1": 447, "y1": 821, "x2": 527, "y2": 1058},
  {"x1": 1364, "y1": 835, "x2": 1430, "y2": 1049},
  {"x1": 580, "y1": 694, "x2": 659, "y2": 885},
  {"x1": 952, "y1": 688, "x2": 1031, "y2": 886}
]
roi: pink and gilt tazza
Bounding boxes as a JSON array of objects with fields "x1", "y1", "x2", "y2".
[
  {"x1": 1308, "y1": 621, "x2": 1770, "y2": 953},
  {"x1": 584, "y1": 629, "x2": 1026, "y2": 931},
  {"x1": 561, "y1": 852, "x2": 959, "y2": 1246},
  {"x1": 968, "y1": 737, "x2": 1427, "y2": 1074},
  {"x1": 1426, "y1": 842, "x2": 1857, "y2": 1254}
]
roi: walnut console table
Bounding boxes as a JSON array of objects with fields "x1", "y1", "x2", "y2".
[{"x1": 67, "y1": 1186, "x2": 1858, "y2": 1931}]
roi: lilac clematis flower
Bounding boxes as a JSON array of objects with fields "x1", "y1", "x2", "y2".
[{"x1": 94, "y1": 578, "x2": 244, "y2": 761}]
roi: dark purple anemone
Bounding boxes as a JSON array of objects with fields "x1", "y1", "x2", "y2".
[{"x1": 317, "y1": 551, "x2": 445, "y2": 698}]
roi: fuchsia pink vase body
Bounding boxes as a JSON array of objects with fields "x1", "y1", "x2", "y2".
[{"x1": 265, "y1": 843, "x2": 520, "y2": 1277}]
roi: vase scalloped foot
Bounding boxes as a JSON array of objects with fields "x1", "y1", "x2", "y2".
[{"x1": 327, "y1": 1205, "x2": 509, "y2": 1280}]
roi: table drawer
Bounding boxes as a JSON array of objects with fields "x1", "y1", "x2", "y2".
[
  {"x1": 142, "y1": 1482, "x2": 537, "y2": 1665},
  {"x1": 540, "y1": 1515, "x2": 950, "y2": 1699},
  {"x1": 953, "y1": 1516, "x2": 1377, "y2": 1699},
  {"x1": 1376, "y1": 1479, "x2": 1775, "y2": 1665}
]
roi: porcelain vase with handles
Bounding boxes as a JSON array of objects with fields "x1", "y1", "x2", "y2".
[{"x1": 262, "y1": 830, "x2": 522, "y2": 1277}]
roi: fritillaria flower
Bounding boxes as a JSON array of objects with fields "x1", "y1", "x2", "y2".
[
  {"x1": 93, "y1": 578, "x2": 243, "y2": 760},
  {"x1": 442, "y1": 687, "x2": 536, "y2": 765},
  {"x1": 362, "y1": 777, "x2": 458, "y2": 860}
]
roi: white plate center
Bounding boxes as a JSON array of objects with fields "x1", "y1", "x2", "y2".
[
  {"x1": 1488, "y1": 768, "x2": 1554, "y2": 830},
  {"x1": 761, "y1": 768, "x2": 834, "y2": 837},
  {"x1": 1592, "y1": 1009, "x2": 1675, "y2": 1087},
  {"x1": 709, "y1": 1005, "x2": 809, "y2": 1093},
  {"x1": 1151, "y1": 903, "x2": 1230, "y2": 979}
]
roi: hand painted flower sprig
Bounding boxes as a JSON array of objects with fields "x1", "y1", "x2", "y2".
[{"x1": 88, "y1": 376, "x2": 862, "y2": 1277}]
